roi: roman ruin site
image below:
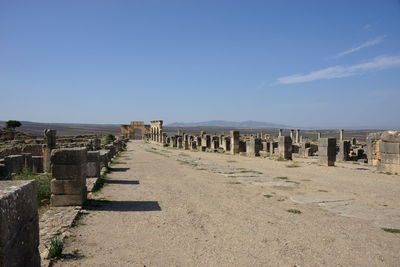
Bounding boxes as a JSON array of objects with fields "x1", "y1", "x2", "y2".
[{"x1": 0, "y1": 120, "x2": 399, "y2": 266}]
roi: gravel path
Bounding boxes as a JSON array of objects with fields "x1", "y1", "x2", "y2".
[{"x1": 55, "y1": 140, "x2": 400, "y2": 266}]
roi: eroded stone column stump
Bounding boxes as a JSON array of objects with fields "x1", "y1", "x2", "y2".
[{"x1": 278, "y1": 136, "x2": 292, "y2": 160}]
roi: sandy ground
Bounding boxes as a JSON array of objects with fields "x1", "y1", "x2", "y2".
[{"x1": 55, "y1": 140, "x2": 400, "y2": 266}]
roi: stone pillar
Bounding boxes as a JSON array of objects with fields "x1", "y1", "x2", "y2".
[
  {"x1": 50, "y1": 148, "x2": 87, "y2": 206},
  {"x1": 183, "y1": 136, "x2": 189, "y2": 150},
  {"x1": 278, "y1": 129, "x2": 283, "y2": 137},
  {"x1": 32, "y1": 156, "x2": 44, "y2": 173},
  {"x1": 352, "y1": 137, "x2": 357, "y2": 146},
  {"x1": 86, "y1": 151, "x2": 100, "y2": 178},
  {"x1": 43, "y1": 129, "x2": 57, "y2": 173},
  {"x1": 295, "y1": 129, "x2": 300, "y2": 144},
  {"x1": 339, "y1": 129, "x2": 344, "y2": 141},
  {"x1": 290, "y1": 129, "x2": 295, "y2": 143},
  {"x1": 0, "y1": 180, "x2": 41, "y2": 266},
  {"x1": 318, "y1": 138, "x2": 336, "y2": 166},
  {"x1": 230, "y1": 131, "x2": 240, "y2": 155},
  {"x1": 171, "y1": 137, "x2": 177, "y2": 148},
  {"x1": 377, "y1": 131, "x2": 400, "y2": 174},
  {"x1": 318, "y1": 132, "x2": 322, "y2": 139},
  {"x1": 278, "y1": 136, "x2": 292, "y2": 160},
  {"x1": 177, "y1": 137, "x2": 183, "y2": 149},
  {"x1": 366, "y1": 132, "x2": 382, "y2": 166},
  {"x1": 246, "y1": 138, "x2": 262, "y2": 157},
  {"x1": 338, "y1": 140, "x2": 351, "y2": 162}
]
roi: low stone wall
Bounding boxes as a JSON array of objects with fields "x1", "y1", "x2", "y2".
[
  {"x1": 378, "y1": 131, "x2": 400, "y2": 174},
  {"x1": 0, "y1": 180, "x2": 40, "y2": 266}
]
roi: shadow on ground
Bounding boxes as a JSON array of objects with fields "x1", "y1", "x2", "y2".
[
  {"x1": 109, "y1": 167, "x2": 130, "y2": 172},
  {"x1": 85, "y1": 200, "x2": 161, "y2": 212},
  {"x1": 103, "y1": 179, "x2": 139, "y2": 185}
]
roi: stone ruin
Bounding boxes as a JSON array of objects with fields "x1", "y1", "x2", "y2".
[
  {"x1": 123, "y1": 120, "x2": 399, "y2": 172},
  {"x1": 0, "y1": 128, "x2": 128, "y2": 265}
]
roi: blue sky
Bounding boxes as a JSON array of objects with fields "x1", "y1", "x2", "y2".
[{"x1": 1, "y1": 0, "x2": 399, "y2": 128}]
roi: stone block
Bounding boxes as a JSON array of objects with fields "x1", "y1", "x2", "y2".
[
  {"x1": 318, "y1": 138, "x2": 336, "y2": 166},
  {"x1": 0, "y1": 180, "x2": 40, "y2": 267},
  {"x1": 51, "y1": 179, "x2": 85, "y2": 195},
  {"x1": 50, "y1": 148, "x2": 87, "y2": 165},
  {"x1": 50, "y1": 192, "x2": 86, "y2": 207},
  {"x1": 381, "y1": 131, "x2": 400, "y2": 143},
  {"x1": 278, "y1": 136, "x2": 292, "y2": 160},
  {"x1": 52, "y1": 163, "x2": 87, "y2": 180},
  {"x1": 5, "y1": 154, "x2": 24, "y2": 174},
  {"x1": 380, "y1": 142, "x2": 400, "y2": 154}
]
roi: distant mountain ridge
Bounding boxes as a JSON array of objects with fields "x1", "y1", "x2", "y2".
[{"x1": 166, "y1": 120, "x2": 290, "y2": 128}]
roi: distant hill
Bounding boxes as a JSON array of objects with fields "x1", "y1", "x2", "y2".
[
  {"x1": 166, "y1": 120, "x2": 290, "y2": 129},
  {"x1": 0, "y1": 121, "x2": 120, "y2": 136}
]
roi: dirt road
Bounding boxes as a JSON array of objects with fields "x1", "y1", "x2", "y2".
[{"x1": 56, "y1": 140, "x2": 400, "y2": 266}]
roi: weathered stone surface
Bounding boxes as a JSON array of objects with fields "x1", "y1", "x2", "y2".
[
  {"x1": 52, "y1": 164, "x2": 87, "y2": 180},
  {"x1": 246, "y1": 138, "x2": 262, "y2": 157},
  {"x1": 22, "y1": 152, "x2": 33, "y2": 172},
  {"x1": 51, "y1": 179, "x2": 85, "y2": 195},
  {"x1": 51, "y1": 148, "x2": 87, "y2": 165},
  {"x1": 318, "y1": 138, "x2": 336, "y2": 166},
  {"x1": 338, "y1": 140, "x2": 351, "y2": 161},
  {"x1": 5, "y1": 154, "x2": 24, "y2": 175},
  {"x1": 230, "y1": 131, "x2": 240, "y2": 155},
  {"x1": 0, "y1": 180, "x2": 40, "y2": 267},
  {"x1": 278, "y1": 136, "x2": 292, "y2": 160},
  {"x1": 50, "y1": 192, "x2": 87, "y2": 207},
  {"x1": 381, "y1": 131, "x2": 400, "y2": 143},
  {"x1": 86, "y1": 151, "x2": 100, "y2": 177},
  {"x1": 380, "y1": 142, "x2": 400, "y2": 154}
]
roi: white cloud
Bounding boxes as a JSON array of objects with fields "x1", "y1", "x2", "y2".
[
  {"x1": 276, "y1": 55, "x2": 400, "y2": 85},
  {"x1": 335, "y1": 36, "x2": 385, "y2": 58}
]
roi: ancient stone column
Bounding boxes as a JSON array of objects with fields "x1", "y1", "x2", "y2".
[
  {"x1": 278, "y1": 129, "x2": 283, "y2": 137},
  {"x1": 50, "y1": 148, "x2": 87, "y2": 206},
  {"x1": 177, "y1": 137, "x2": 182, "y2": 148},
  {"x1": 318, "y1": 132, "x2": 322, "y2": 139},
  {"x1": 318, "y1": 138, "x2": 336, "y2": 166},
  {"x1": 246, "y1": 138, "x2": 262, "y2": 157},
  {"x1": 339, "y1": 129, "x2": 344, "y2": 141},
  {"x1": 86, "y1": 151, "x2": 100, "y2": 178},
  {"x1": 377, "y1": 131, "x2": 400, "y2": 174},
  {"x1": 0, "y1": 180, "x2": 41, "y2": 266},
  {"x1": 43, "y1": 129, "x2": 57, "y2": 173},
  {"x1": 338, "y1": 140, "x2": 351, "y2": 162},
  {"x1": 290, "y1": 129, "x2": 295, "y2": 143},
  {"x1": 230, "y1": 131, "x2": 240, "y2": 155},
  {"x1": 278, "y1": 136, "x2": 292, "y2": 160},
  {"x1": 295, "y1": 129, "x2": 300, "y2": 144}
]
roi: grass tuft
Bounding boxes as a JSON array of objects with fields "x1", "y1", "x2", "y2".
[
  {"x1": 382, "y1": 228, "x2": 400, "y2": 233},
  {"x1": 276, "y1": 176, "x2": 288, "y2": 180},
  {"x1": 287, "y1": 209, "x2": 301, "y2": 214},
  {"x1": 48, "y1": 238, "x2": 64, "y2": 259},
  {"x1": 286, "y1": 162, "x2": 300, "y2": 168},
  {"x1": 14, "y1": 170, "x2": 51, "y2": 207}
]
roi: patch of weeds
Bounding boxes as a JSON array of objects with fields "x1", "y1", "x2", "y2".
[
  {"x1": 14, "y1": 170, "x2": 51, "y2": 207},
  {"x1": 238, "y1": 169, "x2": 263, "y2": 174},
  {"x1": 48, "y1": 238, "x2": 64, "y2": 259},
  {"x1": 318, "y1": 189, "x2": 329, "y2": 192},
  {"x1": 382, "y1": 228, "x2": 400, "y2": 233},
  {"x1": 228, "y1": 175, "x2": 237, "y2": 178},
  {"x1": 227, "y1": 181, "x2": 241, "y2": 184},
  {"x1": 227, "y1": 160, "x2": 237, "y2": 163},
  {"x1": 286, "y1": 162, "x2": 300, "y2": 168},
  {"x1": 287, "y1": 209, "x2": 302, "y2": 214},
  {"x1": 275, "y1": 156, "x2": 285, "y2": 161},
  {"x1": 263, "y1": 194, "x2": 273, "y2": 198},
  {"x1": 196, "y1": 168, "x2": 207, "y2": 170},
  {"x1": 276, "y1": 176, "x2": 288, "y2": 180}
]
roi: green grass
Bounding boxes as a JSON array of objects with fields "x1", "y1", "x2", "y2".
[
  {"x1": 287, "y1": 209, "x2": 302, "y2": 214},
  {"x1": 382, "y1": 228, "x2": 400, "y2": 233},
  {"x1": 263, "y1": 194, "x2": 273, "y2": 198},
  {"x1": 14, "y1": 170, "x2": 51, "y2": 207},
  {"x1": 276, "y1": 176, "x2": 288, "y2": 180},
  {"x1": 228, "y1": 181, "x2": 241, "y2": 184},
  {"x1": 238, "y1": 169, "x2": 263, "y2": 174},
  {"x1": 318, "y1": 189, "x2": 329, "y2": 192},
  {"x1": 48, "y1": 238, "x2": 64, "y2": 259},
  {"x1": 275, "y1": 156, "x2": 285, "y2": 161},
  {"x1": 286, "y1": 162, "x2": 300, "y2": 168},
  {"x1": 91, "y1": 174, "x2": 109, "y2": 194},
  {"x1": 227, "y1": 160, "x2": 237, "y2": 163}
]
